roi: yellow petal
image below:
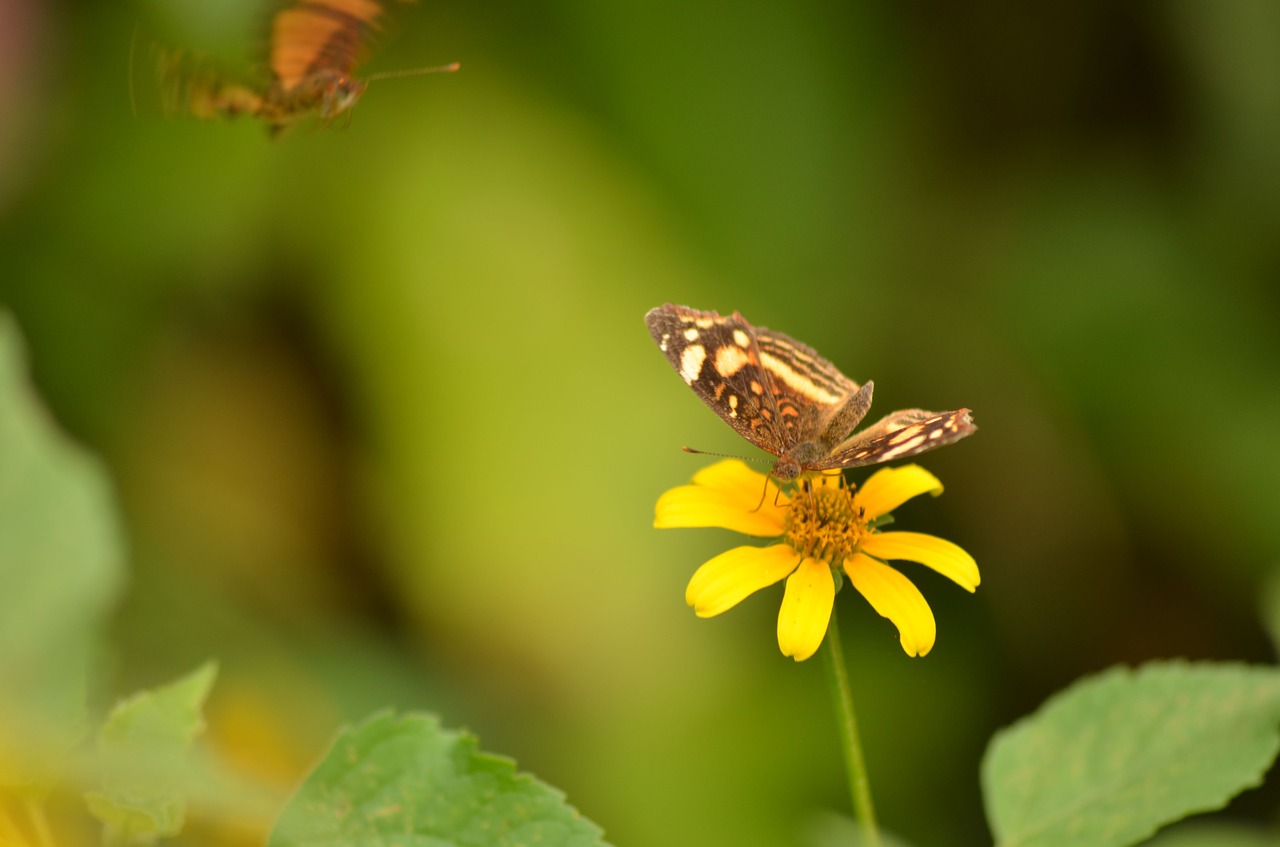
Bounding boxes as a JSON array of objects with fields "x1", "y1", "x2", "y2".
[
  {"x1": 685, "y1": 544, "x2": 799, "y2": 617},
  {"x1": 854, "y1": 465, "x2": 943, "y2": 520},
  {"x1": 776, "y1": 558, "x2": 835, "y2": 661},
  {"x1": 655, "y1": 460, "x2": 787, "y2": 536},
  {"x1": 691, "y1": 459, "x2": 785, "y2": 502},
  {"x1": 843, "y1": 552, "x2": 936, "y2": 657},
  {"x1": 654, "y1": 485, "x2": 787, "y2": 536},
  {"x1": 860, "y1": 532, "x2": 980, "y2": 592}
]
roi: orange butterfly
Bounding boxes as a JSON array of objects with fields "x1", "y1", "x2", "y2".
[{"x1": 151, "y1": 0, "x2": 457, "y2": 136}]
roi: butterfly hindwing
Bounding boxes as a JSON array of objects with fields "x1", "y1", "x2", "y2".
[
  {"x1": 753, "y1": 326, "x2": 860, "y2": 448},
  {"x1": 816, "y1": 408, "x2": 976, "y2": 471}
]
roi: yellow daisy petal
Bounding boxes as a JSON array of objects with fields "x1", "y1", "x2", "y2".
[
  {"x1": 854, "y1": 465, "x2": 943, "y2": 520},
  {"x1": 654, "y1": 460, "x2": 788, "y2": 536},
  {"x1": 691, "y1": 459, "x2": 786, "y2": 503},
  {"x1": 776, "y1": 558, "x2": 835, "y2": 661},
  {"x1": 860, "y1": 532, "x2": 980, "y2": 592},
  {"x1": 843, "y1": 552, "x2": 936, "y2": 657},
  {"x1": 654, "y1": 485, "x2": 787, "y2": 536},
  {"x1": 686, "y1": 544, "x2": 799, "y2": 618}
]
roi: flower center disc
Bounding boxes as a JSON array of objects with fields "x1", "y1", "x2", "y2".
[{"x1": 783, "y1": 477, "x2": 868, "y2": 566}]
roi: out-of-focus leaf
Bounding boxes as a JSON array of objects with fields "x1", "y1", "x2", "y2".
[
  {"x1": 269, "y1": 711, "x2": 611, "y2": 847},
  {"x1": 983, "y1": 662, "x2": 1280, "y2": 847},
  {"x1": 0, "y1": 311, "x2": 124, "y2": 786},
  {"x1": 84, "y1": 662, "x2": 217, "y2": 843}
]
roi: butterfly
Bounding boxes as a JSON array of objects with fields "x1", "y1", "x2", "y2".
[
  {"x1": 150, "y1": 0, "x2": 457, "y2": 136},
  {"x1": 645, "y1": 304, "x2": 976, "y2": 481}
]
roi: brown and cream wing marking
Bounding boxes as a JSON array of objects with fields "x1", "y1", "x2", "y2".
[
  {"x1": 645, "y1": 305, "x2": 791, "y2": 455},
  {"x1": 815, "y1": 407, "x2": 976, "y2": 470},
  {"x1": 752, "y1": 325, "x2": 861, "y2": 448}
]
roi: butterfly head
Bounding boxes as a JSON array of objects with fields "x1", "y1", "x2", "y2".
[
  {"x1": 320, "y1": 73, "x2": 368, "y2": 121},
  {"x1": 771, "y1": 443, "x2": 828, "y2": 482},
  {"x1": 771, "y1": 458, "x2": 802, "y2": 482}
]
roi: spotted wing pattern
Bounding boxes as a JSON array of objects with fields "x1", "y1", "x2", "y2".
[{"x1": 645, "y1": 305, "x2": 791, "y2": 455}]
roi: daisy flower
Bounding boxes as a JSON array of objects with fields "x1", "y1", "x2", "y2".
[{"x1": 655, "y1": 460, "x2": 979, "y2": 661}]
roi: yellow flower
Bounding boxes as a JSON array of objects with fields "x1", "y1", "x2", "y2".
[{"x1": 655, "y1": 460, "x2": 979, "y2": 661}]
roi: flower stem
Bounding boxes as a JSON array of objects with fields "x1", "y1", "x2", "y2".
[{"x1": 822, "y1": 605, "x2": 880, "y2": 847}]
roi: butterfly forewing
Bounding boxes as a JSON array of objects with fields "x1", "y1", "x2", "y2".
[
  {"x1": 753, "y1": 326, "x2": 860, "y2": 447},
  {"x1": 645, "y1": 306, "x2": 790, "y2": 456},
  {"x1": 270, "y1": 0, "x2": 383, "y2": 92}
]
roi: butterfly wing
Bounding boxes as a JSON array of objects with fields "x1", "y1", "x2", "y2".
[
  {"x1": 152, "y1": 45, "x2": 267, "y2": 121},
  {"x1": 812, "y1": 408, "x2": 977, "y2": 470},
  {"x1": 753, "y1": 325, "x2": 863, "y2": 449},
  {"x1": 270, "y1": 0, "x2": 385, "y2": 93},
  {"x1": 646, "y1": 305, "x2": 791, "y2": 456}
]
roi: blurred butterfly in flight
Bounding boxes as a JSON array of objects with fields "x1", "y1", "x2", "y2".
[{"x1": 141, "y1": 0, "x2": 458, "y2": 137}]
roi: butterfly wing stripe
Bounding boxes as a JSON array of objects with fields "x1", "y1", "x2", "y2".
[
  {"x1": 271, "y1": 0, "x2": 384, "y2": 89},
  {"x1": 755, "y1": 328, "x2": 858, "y2": 402},
  {"x1": 814, "y1": 409, "x2": 976, "y2": 470},
  {"x1": 754, "y1": 327, "x2": 858, "y2": 448}
]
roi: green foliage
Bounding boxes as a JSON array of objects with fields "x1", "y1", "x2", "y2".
[
  {"x1": 0, "y1": 313, "x2": 609, "y2": 846},
  {"x1": 0, "y1": 311, "x2": 124, "y2": 786},
  {"x1": 84, "y1": 663, "x2": 218, "y2": 844},
  {"x1": 982, "y1": 662, "x2": 1280, "y2": 847},
  {"x1": 269, "y1": 711, "x2": 611, "y2": 847}
]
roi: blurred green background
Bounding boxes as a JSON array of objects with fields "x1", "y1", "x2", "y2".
[{"x1": 2, "y1": 0, "x2": 1280, "y2": 844}]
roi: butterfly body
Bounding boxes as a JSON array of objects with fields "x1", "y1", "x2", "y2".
[{"x1": 645, "y1": 304, "x2": 975, "y2": 480}]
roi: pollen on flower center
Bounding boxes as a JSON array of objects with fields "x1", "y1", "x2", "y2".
[{"x1": 783, "y1": 477, "x2": 869, "y2": 566}]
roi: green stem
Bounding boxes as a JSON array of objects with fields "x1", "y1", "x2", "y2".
[{"x1": 822, "y1": 605, "x2": 880, "y2": 847}]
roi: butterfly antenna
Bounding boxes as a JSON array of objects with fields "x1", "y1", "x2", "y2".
[
  {"x1": 680, "y1": 447, "x2": 780, "y2": 511},
  {"x1": 681, "y1": 446, "x2": 770, "y2": 466},
  {"x1": 364, "y1": 62, "x2": 461, "y2": 83}
]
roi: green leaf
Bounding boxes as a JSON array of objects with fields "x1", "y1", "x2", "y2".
[
  {"x1": 982, "y1": 662, "x2": 1280, "y2": 847},
  {"x1": 85, "y1": 662, "x2": 218, "y2": 844},
  {"x1": 0, "y1": 311, "x2": 125, "y2": 786},
  {"x1": 269, "y1": 711, "x2": 611, "y2": 847}
]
